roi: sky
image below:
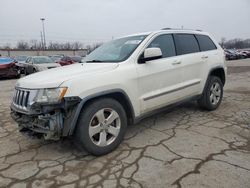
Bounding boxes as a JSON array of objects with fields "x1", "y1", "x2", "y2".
[{"x1": 0, "y1": 0, "x2": 250, "y2": 47}]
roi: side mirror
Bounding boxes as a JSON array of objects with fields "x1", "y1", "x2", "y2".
[{"x1": 138, "y1": 47, "x2": 162, "y2": 64}]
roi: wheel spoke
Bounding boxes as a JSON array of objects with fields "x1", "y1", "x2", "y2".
[
  {"x1": 214, "y1": 89, "x2": 221, "y2": 97},
  {"x1": 89, "y1": 124, "x2": 102, "y2": 137},
  {"x1": 107, "y1": 126, "x2": 120, "y2": 136},
  {"x1": 105, "y1": 111, "x2": 119, "y2": 125},
  {"x1": 210, "y1": 94, "x2": 214, "y2": 102},
  {"x1": 213, "y1": 95, "x2": 217, "y2": 104},
  {"x1": 95, "y1": 109, "x2": 105, "y2": 123},
  {"x1": 98, "y1": 131, "x2": 107, "y2": 146},
  {"x1": 214, "y1": 83, "x2": 219, "y2": 90}
]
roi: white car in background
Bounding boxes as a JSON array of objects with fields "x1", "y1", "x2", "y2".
[
  {"x1": 11, "y1": 29, "x2": 226, "y2": 156},
  {"x1": 23, "y1": 56, "x2": 61, "y2": 75}
]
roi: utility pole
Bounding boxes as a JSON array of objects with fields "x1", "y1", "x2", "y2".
[
  {"x1": 40, "y1": 31, "x2": 44, "y2": 49},
  {"x1": 40, "y1": 18, "x2": 46, "y2": 50}
]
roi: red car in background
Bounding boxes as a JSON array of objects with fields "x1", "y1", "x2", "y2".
[
  {"x1": 0, "y1": 57, "x2": 20, "y2": 78},
  {"x1": 50, "y1": 55, "x2": 82, "y2": 66}
]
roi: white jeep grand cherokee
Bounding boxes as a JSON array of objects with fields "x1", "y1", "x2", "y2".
[{"x1": 11, "y1": 29, "x2": 226, "y2": 155}]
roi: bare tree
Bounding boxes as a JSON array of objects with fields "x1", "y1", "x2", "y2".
[
  {"x1": 86, "y1": 43, "x2": 103, "y2": 54},
  {"x1": 30, "y1": 39, "x2": 42, "y2": 50},
  {"x1": 48, "y1": 41, "x2": 61, "y2": 50},
  {"x1": 71, "y1": 42, "x2": 83, "y2": 50},
  {"x1": 17, "y1": 41, "x2": 29, "y2": 49},
  {"x1": 220, "y1": 37, "x2": 226, "y2": 48},
  {"x1": 222, "y1": 38, "x2": 250, "y2": 49}
]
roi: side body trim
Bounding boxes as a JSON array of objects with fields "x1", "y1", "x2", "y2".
[
  {"x1": 135, "y1": 95, "x2": 201, "y2": 124},
  {"x1": 143, "y1": 81, "x2": 201, "y2": 101}
]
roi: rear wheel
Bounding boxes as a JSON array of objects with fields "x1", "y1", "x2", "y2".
[
  {"x1": 198, "y1": 76, "x2": 223, "y2": 111},
  {"x1": 75, "y1": 98, "x2": 127, "y2": 156}
]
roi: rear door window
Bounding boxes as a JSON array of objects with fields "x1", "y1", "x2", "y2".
[
  {"x1": 147, "y1": 34, "x2": 176, "y2": 58},
  {"x1": 195, "y1": 35, "x2": 217, "y2": 51},
  {"x1": 173, "y1": 34, "x2": 200, "y2": 55}
]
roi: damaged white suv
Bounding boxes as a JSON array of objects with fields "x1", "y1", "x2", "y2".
[{"x1": 11, "y1": 29, "x2": 226, "y2": 155}]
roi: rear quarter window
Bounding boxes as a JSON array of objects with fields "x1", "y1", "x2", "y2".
[
  {"x1": 173, "y1": 34, "x2": 200, "y2": 55},
  {"x1": 195, "y1": 35, "x2": 217, "y2": 51}
]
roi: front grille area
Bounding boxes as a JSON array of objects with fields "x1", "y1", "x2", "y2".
[{"x1": 13, "y1": 89, "x2": 30, "y2": 108}]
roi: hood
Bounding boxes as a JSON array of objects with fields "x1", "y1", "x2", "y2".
[
  {"x1": 16, "y1": 63, "x2": 119, "y2": 89},
  {"x1": 0, "y1": 58, "x2": 15, "y2": 69},
  {"x1": 34, "y1": 63, "x2": 60, "y2": 71}
]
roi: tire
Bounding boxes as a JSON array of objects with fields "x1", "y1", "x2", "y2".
[
  {"x1": 16, "y1": 69, "x2": 21, "y2": 78},
  {"x1": 75, "y1": 98, "x2": 127, "y2": 156},
  {"x1": 198, "y1": 76, "x2": 223, "y2": 111},
  {"x1": 24, "y1": 68, "x2": 28, "y2": 75}
]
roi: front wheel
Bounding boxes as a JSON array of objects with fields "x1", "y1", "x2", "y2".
[
  {"x1": 75, "y1": 98, "x2": 127, "y2": 156},
  {"x1": 24, "y1": 68, "x2": 29, "y2": 75},
  {"x1": 198, "y1": 76, "x2": 223, "y2": 111}
]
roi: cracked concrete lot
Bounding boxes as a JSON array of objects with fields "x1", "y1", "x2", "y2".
[{"x1": 0, "y1": 59, "x2": 250, "y2": 188}]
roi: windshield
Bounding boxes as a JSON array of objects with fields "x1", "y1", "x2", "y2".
[
  {"x1": 0, "y1": 58, "x2": 14, "y2": 64},
  {"x1": 84, "y1": 35, "x2": 147, "y2": 63},
  {"x1": 50, "y1": 56, "x2": 61, "y2": 62},
  {"x1": 16, "y1": 56, "x2": 27, "y2": 61},
  {"x1": 70, "y1": 56, "x2": 82, "y2": 62},
  {"x1": 33, "y1": 57, "x2": 54, "y2": 64}
]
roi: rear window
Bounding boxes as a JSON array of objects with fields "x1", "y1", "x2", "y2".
[
  {"x1": 196, "y1": 35, "x2": 217, "y2": 51},
  {"x1": 174, "y1": 34, "x2": 200, "y2": 55}
]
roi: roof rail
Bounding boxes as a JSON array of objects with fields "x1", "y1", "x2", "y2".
[
  {"x1": 161, "y1": 28, "x2": 179, "y2": 30},
  {"x1": 161, "y1": 28, "x2": 202, "y2": 32}
]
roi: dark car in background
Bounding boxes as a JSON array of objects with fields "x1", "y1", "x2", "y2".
[
  {"x1": 224, "y1": 49, "x2": 250, "y2": 60},
  {"x1": 15, "y1": 55, "x2": 28, "y2": 74},
  {"x1": 69, "y1": 56, "x2": 82, "y2": 63},
  {"x1": 236, "y1": 50, "x2": 248, "y2": 59},
  {"x1": 240, "y1": 50, "x2": 250, "y2": 58},
  {"x1": 0, "y1": 57, "x2": 20, "y2": 78},
  {"x1": 225, "y1": 50, "x2": 237, "y2": 60},
  {"x1": 49, "y1": 55, "x2": 64, "y2": 62}
]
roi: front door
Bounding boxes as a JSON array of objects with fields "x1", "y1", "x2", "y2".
[{"x1": 136, "y1": 34, "x2": 185, "y2": 114}]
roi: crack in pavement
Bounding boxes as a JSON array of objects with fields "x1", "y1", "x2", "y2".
[{"x1": 0, "y1": 63, "x2": 250, "y2": 188}]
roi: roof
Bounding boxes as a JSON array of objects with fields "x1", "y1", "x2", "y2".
[{"x1": 118, "y1": 28, "x2": 209, "y2": 39}]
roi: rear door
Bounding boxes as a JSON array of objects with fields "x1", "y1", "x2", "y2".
[
  {"x1": 195, "y1": 34, "x2": 219, "y2": 90},
  {"x1": 26, "y1": 58, "x2": 34, "y2": 74},
  {"x1": 173, "y1": 34, "x2": 204, "y2": 96}
]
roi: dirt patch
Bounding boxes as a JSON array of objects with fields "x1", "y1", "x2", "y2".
[
  {"x1": 227, "y1": 66, "x2": 250, "y2": 74},
  {"x1": 225, "y1": 89, "x2": 250, "y2": 95}
]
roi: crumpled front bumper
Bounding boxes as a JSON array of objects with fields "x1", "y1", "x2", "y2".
[
  {"x1": 10, "y1": 96, "x2": 81, "y2": 140},
  {"x1": 11, "y1": 104, "x2": 64, "y2": 140}
]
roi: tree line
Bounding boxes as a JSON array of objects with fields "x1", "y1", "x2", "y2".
[
  {"x1": 220, "y1": 38, "x2": 250, "y2": 49},
  {"x1": 2, "y1": 37, "x2": 250, "y2": 51},
  {"x1": 0, "y1": 40, "x2": 103, "y2": 53}
]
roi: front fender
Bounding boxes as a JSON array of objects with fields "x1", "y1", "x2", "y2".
[{"x1": 63, "y1": 89, "x2": 135, "y2": 136}]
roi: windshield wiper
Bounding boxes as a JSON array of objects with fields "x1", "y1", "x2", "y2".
[{"x1": 86, "y1": 60, "x2": 103, "y2": 63}]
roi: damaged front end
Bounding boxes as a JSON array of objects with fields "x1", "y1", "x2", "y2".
[
  {"x1": 10, "y1": 87, "x2": 80, "y2": 140},
  {"x1": 11, "y1": 110, "x2": 63, "y2": 140}
]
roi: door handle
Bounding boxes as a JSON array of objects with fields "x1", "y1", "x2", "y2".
[
  {"x1": 172, "y1": 60, "x2": 182, "y2": 65},
  {"x1": 201, "y1": 55, "x2": 208, "y2": 59}
]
